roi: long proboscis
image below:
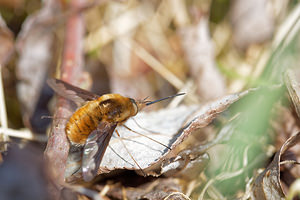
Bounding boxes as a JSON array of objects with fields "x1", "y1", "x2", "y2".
[{"x1": 145, "y1": 93, "x2": 185, "y2": 106}]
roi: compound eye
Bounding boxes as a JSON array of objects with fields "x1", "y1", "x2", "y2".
[{"x1": 129, "y1": 98, "x2": 138, "y2": 115}]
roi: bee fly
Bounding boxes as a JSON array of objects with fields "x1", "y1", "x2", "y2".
[{"x1": 47, "y1": 78, "x2": 185, "y2": 181}]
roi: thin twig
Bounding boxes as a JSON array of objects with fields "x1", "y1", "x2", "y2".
[
  {"x1": 280, "y1": 160, "x2": 300, "y2": 165},
  {"x1": 0, "y1": 128, "x2": 47, "y2": 142},
  {"x1": 84, "y1": 3, "x2": 153, "y2": 52},
  {"x1": 44, "y1": 0, "x2": 86, "y2": 188},
  {"x1": 0, "y1": 66, "x2": 9, "y2": 150},
  {"x1": 163, "y1": 191, "x2": 191, "y2": 200},
  {"x1": 131, "y1": 40, "x2": 184, "y2": 90}
]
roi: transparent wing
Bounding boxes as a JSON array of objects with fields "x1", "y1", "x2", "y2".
[
  {"x1": 82, "y1": 122, "x2": 117, "y2": 182},
  {"x1": 47, "y1": 78, "x2": 100, "y2": 105}
]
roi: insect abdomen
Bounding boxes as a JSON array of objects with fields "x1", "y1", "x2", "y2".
[{"x1": 66, "y1": 100, "x2": 102, "y2": 145}]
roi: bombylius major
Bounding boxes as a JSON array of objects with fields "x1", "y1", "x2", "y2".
[{"x1": 47, "y1": 78, "x2": 184, "y2": 181}]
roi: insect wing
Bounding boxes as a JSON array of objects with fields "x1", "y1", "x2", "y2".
[
  {"x1": 82, "y1": 122, "x2": 117, "y2": 182},
  {"x1": 47, "y1": 78, "x2": 100, "y2": 105}
]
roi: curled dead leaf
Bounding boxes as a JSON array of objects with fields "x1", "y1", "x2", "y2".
[
  {"x1": 285, "y1": 68, "x2": 300, "y2": 119},
  {"x1": 251, "y1": 132, "x2": 300, "y2": 200}
]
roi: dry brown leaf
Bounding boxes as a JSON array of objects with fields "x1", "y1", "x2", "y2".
[
  {"x1": 15, "y1": 0, "x2": 57, "y2": 127},
  {"x1": 179, "y1": 18, "x2": 226, "y2": 101},
  {"x1": 101, "y1": 178, "x2": 184, "y2": 200},
  {"x1": 251, "y1": 132, "x2": 300, "y2": 200},
  {"x1": 230, "y1": 0, "x2": 274, "y2": 50}
]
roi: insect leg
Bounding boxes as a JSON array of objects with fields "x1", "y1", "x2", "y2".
[
  {"x1": 131, "y1": 118, "x2": 171, "y2": 137},
  {"x1": 65, "y1": 145, "x2": 84, "y2": 182},
  {"x1": 115, "y1": 130, "x2": 146, "y2": 176},
  {"x1": 122, "y1": 124, "x2": 171, "y2": 150}
]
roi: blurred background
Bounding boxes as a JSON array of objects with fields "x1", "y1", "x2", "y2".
[{"x1": 0, "y1": 0, "x2": 300, "y2": 199}]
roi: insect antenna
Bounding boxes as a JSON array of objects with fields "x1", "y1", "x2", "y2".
[
  {"x1": 122, "y1": 124, "x2": 171, "y2": 150},
  {"x1": 115, "y1": 130, "x2": 146, "y2": 176},
  {"x1": 144, "y1": 93, "x2": 185, "y2": 106},
  {"x1": 131, "y1": 118, "x2": 171, "y2": 137},
  {"x1": 143, "y1": 96, "x2": 150, "y2": 101}
]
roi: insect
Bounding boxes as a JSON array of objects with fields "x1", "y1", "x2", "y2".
[{"x1": 47, "y1": 78, "x2": 184, "y2": 182}]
